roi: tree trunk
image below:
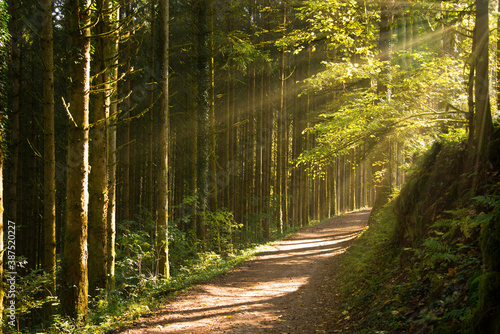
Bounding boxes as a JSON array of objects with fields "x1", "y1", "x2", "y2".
[
  {"x1": 42, "y1": 0, "x2": 56, "y2": 311},
  {"x1": 208, "y1": 0, "x2": 218, "y2": 213},
  {"x1": 122, "y1": 0, "x2": 132, "y2": 222},
  {"x1": 157, "y1": 0, "x2": 170, "y2": 278},
  {"x1": 278, "y1": 1, "x2": 288, "y2": 232},
  {"x1": 196, "y1": 0, "x2": 210, "y2": 248},
  {"x1": 106, "y1": 0, "x2": 120, "y2": 291},
  {"x1": 497, "y1": 0, "x2": 500, "y2": 113},
  {"x1": 7, "y1": 0, "x2": 20, "y2": 226},
  {"x1": 89, "y1": 0, "x2": 112, "y2": 295},
  {"x1": 60, "y1": 0, "x2": 91, "y2": 322},
  {"x1": 148, "y1": 0, "x2": 157, "y2": 216},
  {"x1": 469, "y1": 0, "x2": 493, "y2": 189},
  {"x1": 0, "y1": 116, "x2": 4, "y2": 333},
  {"x1": 0, "y1": 2, "x2": 7, "y2": 328},
  {"x1": 107, "y1": 106, "x2": 117, "y2": 289},
  {"x1": 377, "y1": 4, "x2": 391, "y2": 98}
]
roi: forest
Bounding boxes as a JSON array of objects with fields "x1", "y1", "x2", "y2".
[{"x1": 0, "y1": 0, "x2": 499, "y2": 332}]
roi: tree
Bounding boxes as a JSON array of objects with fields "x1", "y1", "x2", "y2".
[
  {"x1": 0, "y1": 0, "x2": 9, "y2": 328},
  {"x1": 468, "y1": 0, "x2": 493, "y2": 189},
  {"x1": 157, "y1": 0, "x2": 170, "y2": 278},
  {"x1": 0, "y1": 115, "x2": 3, "y2": 334},
  {"x1": 107, "y1": 6, "x2": 119, "y2": 287},
  {"x1": 7, "y1": 0, "x2": 19, "y2": 228},
  {"x1": 42, "y1": 0, "x2": 56, "y2": 310},
  {"x1": 147, "y1": 0, "x2": 157, "y2": 216},
  {"x1": 121, "y1": 0, "x2": 132, "y2": 222},
  {"x1": 106, "y1": 0, "x2": 120, "y2": 289},
  {"x1": 60, "y1": 0, "x2": 92, "y2": 322},
  {"x1": 196, "y1": 0, "x2": 210, "y2": 247},
  {"x1": 89, "y1": 0, "x2": 113, "y2": 296}
]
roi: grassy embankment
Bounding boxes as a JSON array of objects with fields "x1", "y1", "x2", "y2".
[{"x1": 331, "y1": 129, "x2": 500, "y2": 333}]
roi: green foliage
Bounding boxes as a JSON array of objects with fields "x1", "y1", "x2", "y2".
[
  {"x1": 334, "y1": 200, "x2": 483, "y2": 333},
  {"x1": 331, "y1": 139, "x2": 499, "y2": 333},
  {"x1": 297, "y1": 50, "x2": 466, "y2": 174},
  {"x1": 0, "y1": 0, "x2": 9, "y2": 126},
  {"x1": 115, "y1": 210, "x2": 158, "y2": 285},
  {"x1": 36, "y1": 196, "x2": 284, "y2": 333},
  {"x1": 4, "y1": 269, "x2": 58, "y2": 332},
  {"x1": 284, "y1": 0, "x2": 378, "y2": 56},
  {"x1": 204, "y1": 208, "x2": 243, "y2": 254},
  {"x1": 0, "y1": 0, "x2": 9, "y2": 52},
  {"x1": 43, "y1": 242, "x2": 270, "y2": 334},
  {"x1": 394, "y1": 139, "x2": 469, "y2": 246},
  {"x1": 218, "y1": 30, "x2": 271, "y2": 71}
]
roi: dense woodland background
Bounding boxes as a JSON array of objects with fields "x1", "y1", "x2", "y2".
[{"x1": 0, "y1": 0, "x2": 498, "y2": 332}]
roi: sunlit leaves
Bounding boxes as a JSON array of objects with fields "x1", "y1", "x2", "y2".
[
  {"x1": 217, "y1": 30, "x2": 270, "y2": 71},
  {"x1": 281, "y1": 0, "x2": 378, "y2": 56},
  {"x1": 297, "y1": 50, "x2": 467, "y2": 173}
]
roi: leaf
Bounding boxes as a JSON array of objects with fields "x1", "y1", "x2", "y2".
[{"x1": 422, "y1": 238, "x2": 447, "y2": 253}]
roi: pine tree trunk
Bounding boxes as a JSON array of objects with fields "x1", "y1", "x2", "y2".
[
  {"x1": 278, "y1": 1, "x2": 288, "y2": 232},
  {"x1": 262, "y1": 73, "x2": 272, "y2": 239},
  {"x1": 0, "y1": 115, "x2": 4, "y2": 333},
  {"x1": 291, "y1": 52, "x2": 300, "y2": 226},
  {"x1": 497, "y1": 0, "x2": 500, "y2": 113},
  {"x1": 196, "y1": 0, "x2": 210, "y2": 248},
  {"x1": 148, "y1": 0, "x2": 157, "y2": 215},
  {"x1": 469, "y1": 0, "x2": 493, "y2": 189},
  {"x1": 8, "y1": 0, "x2": 20, "y2": 226},
  {"x1": 89, "y1": 0, "x2": 114, "y2": 295},
  {"x1": 208, "y1": 0, "x2": 218, "y2": 213},
  {"x1": 61, "y1": 0, "x2": 91, "y2": 322},
  {"x1": 107, "y1": 107, "x2": 117, "y2": 289},
  {"x1": 157, "y1": 0, "x2": 170, "y2": 278},
  {"x1": 106, "y1": 1, "x2": 119, "y2": 290},
  {"x1": 122, "y1": 0, "x2": 132, "y2": 222},
  {"x1": 42, "y1": 0, "x2": 56, "y2": 309}
]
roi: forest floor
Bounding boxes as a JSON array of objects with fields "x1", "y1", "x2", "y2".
[{"x1": 117, "y1": 209, "x2": 370, "y2": 334}]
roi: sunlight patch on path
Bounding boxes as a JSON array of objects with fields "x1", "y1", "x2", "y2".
[{"x1": 121, "y1": 210, "x2": 370, "y2": 334}]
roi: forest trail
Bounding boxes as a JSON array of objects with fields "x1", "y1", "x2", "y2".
[{"x1": 118, "y1": 209, "x2": 370, "y2": 334}]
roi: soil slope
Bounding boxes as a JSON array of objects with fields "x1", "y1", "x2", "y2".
[{"x1": 118, "y1": 209, "x2": 370, "y2": 334}]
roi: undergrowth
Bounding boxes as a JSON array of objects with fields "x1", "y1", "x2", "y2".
[
  {"x1": 42, "y1": 244, "x2": 270, "y2": 334},
  {"x1": 331, "y1": 138, "x2": 500, "y2": 333},
  {"x1": 16, "y1": 213, "x2": 308, "y2": 334},
  {"x1": 332, "y1": 198, "x2": 488, "y2": 333}
]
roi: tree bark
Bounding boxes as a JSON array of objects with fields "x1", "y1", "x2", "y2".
[
  {"x1": 208, "y1": 0, "x2": 218, "y2": 213},
  {"x1": 61, "y1": 0, "x2": 91, "y2": 322},
  {"x1": 122, "y1": 0, "x2": 132, "y2": 222},
  {"x1": 7, "y1": 0, "x2": 20, "y2": 226},
  {"x1": 196, "y1": 0, "x2": 210, "y2": 247},
  {"x1": 42, "y1": 0, "x2": 56, "y2": 310},
  {"x1": 469, "y1": 0, "x2": 493, "y2": 189},
  {"x1": 148, "y1": 0, "x2": 157, "y2": 216},
  {"x1": 157, "y1": 0, "x2": 170, "y2": 278},
  {"x1": 89, "y1": 0, "x2": 113, "y2": 295},
  {"x1": 106, "y1": 0, "x2": 120, "y2": 291},
  {"x1": 0, "y1": 115, "x2": 4, "y2": 333}
]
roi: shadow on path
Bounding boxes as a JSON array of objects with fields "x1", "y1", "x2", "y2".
[{"x1": 118, "y1": 208, "x2": 371, "y2": 334}]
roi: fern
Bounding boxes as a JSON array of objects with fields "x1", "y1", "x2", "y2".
[
  {"x1": 431, "y1": 219, "x2": 456, "y2": 228},
  {"x1": 422, "y1": 238, "x2": 447, "y2": 253},
  {"x1": 427, "y1": 253, "x2": 457, "y2": 265},
  {"x1": 472, "y1": 195, "x2": 500, "y2": 208}
]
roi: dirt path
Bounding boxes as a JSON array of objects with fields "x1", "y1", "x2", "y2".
[{"x1": 118, "y1": 209, "x2": 370, "y2": 334}]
